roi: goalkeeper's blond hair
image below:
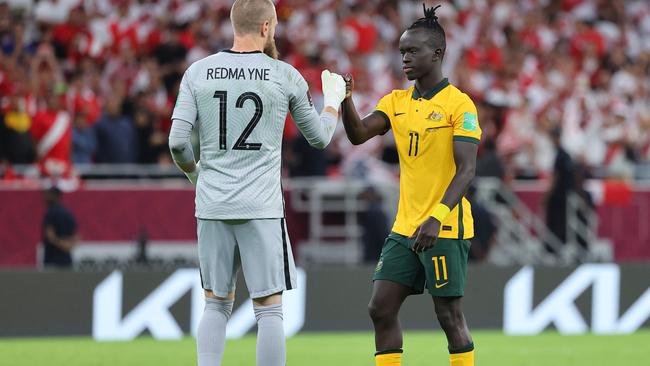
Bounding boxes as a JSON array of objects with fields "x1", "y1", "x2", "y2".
[{"x1": 230, "y1": 0, "x2": 277, "y2": 36}]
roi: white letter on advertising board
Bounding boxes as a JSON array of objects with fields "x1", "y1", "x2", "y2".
[
  {"x1": 503, "y1": 264, "x2": 650, "y2": 335},
  {"x1": 504, "y1": 265, "x2": 619, "y2": 334},
  {"x1": 93, "y1": 269, "x2": 203, "y2": 341}
]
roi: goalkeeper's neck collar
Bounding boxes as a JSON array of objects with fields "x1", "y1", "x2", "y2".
[{"x1": 222, "y1": 49, "x2": 263, "y2": 54}]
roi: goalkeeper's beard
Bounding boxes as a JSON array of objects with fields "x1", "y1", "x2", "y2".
[{"x1": 264, "y1": 35, "x2": 279, "y2": 59}]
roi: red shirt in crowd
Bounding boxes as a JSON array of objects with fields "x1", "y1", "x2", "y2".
[
  {"x1": 343, "y1": 17, "x2": 378, "y2": 54},
  {"x1": 570, "y1": 27, "x2": 605, "y2": 58},
  {"x1": 31, "y1": 109, "x2": 73, "y2": 177}
]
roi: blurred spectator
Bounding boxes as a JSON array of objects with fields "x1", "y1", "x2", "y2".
[
  {"x1": 0, "y1": 0, "x2": 647, "y2": 181},
  {"x1": 132, "y1": 104, "x2": 167, "y2": 164},
  {"x1": 475, "y1": 139, "x2": 505, "y2": 180},
  {"x1": 287, "y1": 134, "x2": 328, "y2": 177},
  {"x1": 66, "y1": 72, "x2": 102, "y2": 126},
  {"x1": 544, "y1": 127, "x2": 575, "y2": 252},
  {"x1": 341, "y1": 3, "x2": 378, "y2": 55},
  {"x1": 573, "y1": 162, "x2": 595, "y2": 252},
  {"x1": 0, "y1": 94, "x2": 35, "y2": 164},
  {"x1": 42, "y1": 186, "x2": 78, "y2": 268},
  {"x1": 31, "y1": 87, "x2": 73, "y2": 178},
  {"x1": 153, "y1": 26, "x2": 188, "y2": 68},
  {"x1": 71, "y1": 110, "x2": 96, "y2": 164},
  {"x1": 95, "y1": 97, "x2": 137, "y2": 163},
  {"x1": 359, "y1": 186, "x2": 390, "y2": 263},
  {"x1": 467, "y1": 186, "x2": 497, "y2": 262},
  {"x1": 35, "y1": 0, "x2": 79, "y2": 25}
]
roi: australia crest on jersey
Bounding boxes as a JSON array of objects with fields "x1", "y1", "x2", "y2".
[{"x1": 427, "y1": 111, "x2": 444, "y2": 123}]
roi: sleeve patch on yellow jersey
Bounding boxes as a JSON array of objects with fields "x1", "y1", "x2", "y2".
[{"x1": 462, "y1": 112, "x2": 478, "y2": 131}]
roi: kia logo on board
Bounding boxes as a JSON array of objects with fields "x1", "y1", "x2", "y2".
[
  {"x1": 504, "y1": 264, "x2": 650, "y2": 335},
  {"x1": 92, "y1": 268, "x2": 306, "y2": 341}
]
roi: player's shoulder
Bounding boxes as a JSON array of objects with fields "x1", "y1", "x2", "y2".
[
  {"x1": 272, "y1": 59, "x2": 305, "y2": 85},
  {"x1": 380, "y1": 87, "x2": 413, "y2": 102},
  {"x1": 445, "y1": 83, "x2": 475, "y2": 108},
  {"x1": 185, "y1": 52, "x2": 223, "y2": 74},
  {"x1": 272, "y1": 58, "x2": 297, "y2": 73},
  {"x1": 181, "y1": 53, "x2": 217, "y2": 82}
]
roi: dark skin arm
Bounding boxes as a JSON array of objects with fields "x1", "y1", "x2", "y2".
[
  {"x1": 340, "y1": 76, "x2": 389, "y2": 145},
  {"x1": 410, "y1": 141, "x2": 478, "y2": 252}
]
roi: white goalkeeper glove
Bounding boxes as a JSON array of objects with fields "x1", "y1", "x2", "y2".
[
  {"x1": 185, "y1": 160, "x2": 200, "y2": 186},
  {"x1": 321, "y1": 70, "x2": 346, "y2": 110}
]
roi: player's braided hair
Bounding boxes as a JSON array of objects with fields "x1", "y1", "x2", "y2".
[{"x1": 407, "y1": 4, "x2": 446, "y2": 53}]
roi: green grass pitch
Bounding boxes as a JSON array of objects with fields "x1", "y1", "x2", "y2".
[{"x1": 1, "y1": 330, "x2": 648, "y2": 365}]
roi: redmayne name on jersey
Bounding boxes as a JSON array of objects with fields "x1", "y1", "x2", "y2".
[{"x1": 206, "y1": 67, "x2": 270, "y2": 81}]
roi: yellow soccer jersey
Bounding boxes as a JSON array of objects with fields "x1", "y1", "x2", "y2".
[{"x1": 375, "y1": 78, "x2": 481, "y2": 239}]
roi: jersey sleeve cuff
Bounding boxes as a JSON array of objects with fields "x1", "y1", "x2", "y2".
[
  {"x1": 372, "y1": 110, "x2": 391, "y2": 135},
  {"x1": 171, "y1": 116, "x2": 196, "y2": 126},
  {"x1": 453, "y1": 135, "x2": 480, "y2": 144}
]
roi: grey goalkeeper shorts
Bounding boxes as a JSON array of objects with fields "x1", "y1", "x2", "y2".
[{"x1": 197, "y1": 218, "x2": 297, "y2": 299}]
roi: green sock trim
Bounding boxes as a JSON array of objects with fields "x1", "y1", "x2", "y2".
[
  {"x1": 449, "y1": 342, "x2": 474, "y2": 354},
  {"x1": 375, "y1": 348, "x2": 403, "y2": 356}
]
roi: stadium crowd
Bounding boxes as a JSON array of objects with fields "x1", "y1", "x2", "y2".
[{"x1": 0, "y1": 0, "x2": 649, "y2": 182}]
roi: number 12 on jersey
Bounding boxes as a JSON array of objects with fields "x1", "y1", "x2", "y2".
[{"x1": 213, "y1": 90, "x2": 264, "y2": 151}]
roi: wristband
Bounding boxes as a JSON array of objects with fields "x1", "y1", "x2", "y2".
[{"x1": 431, "y1": 203, "x2": 451, "y2": 223}]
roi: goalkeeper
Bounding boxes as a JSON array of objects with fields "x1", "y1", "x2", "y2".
[{"x1": 168, "y1": 1, "x2": 347, "y2": 365}]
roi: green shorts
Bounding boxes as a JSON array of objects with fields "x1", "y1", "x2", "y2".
[{"x1": 372, "y1": 232, "x2": 471, "y2": 297}]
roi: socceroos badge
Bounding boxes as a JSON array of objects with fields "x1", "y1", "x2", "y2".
[
  {"x1": 463, "y1": 112, "x2": 478, "y2": 131},
  {"x1": 427, "y1": 111, "x2": 443, "y2": 123}
]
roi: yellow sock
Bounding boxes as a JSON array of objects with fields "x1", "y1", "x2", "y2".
[
  {"x1": 450, "y1": 350, "x2": 474, "y2": 365},
  {"x1": 375, "y1": 350, "x2": 402, "y2": 366}
]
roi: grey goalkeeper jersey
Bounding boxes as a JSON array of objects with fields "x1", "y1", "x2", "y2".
[{"x1": 172, "y1": 50, "x2": 335, "y2": 219}]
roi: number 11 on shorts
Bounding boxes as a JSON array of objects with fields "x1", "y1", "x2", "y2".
[{"x1": 432, "y1": 255, "x2": 448, "y2": 282}]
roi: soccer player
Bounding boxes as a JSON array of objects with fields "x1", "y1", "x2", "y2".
[
  {"x1": 168, "y1": 1, "x2": 347, "y2": 365},
  {"x1": 339, "y1": 5, "x2": 480, "y2": 366}
]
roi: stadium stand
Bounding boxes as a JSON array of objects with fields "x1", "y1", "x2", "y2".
[
  {"x1": 0, "y1": 0, "x2": 649, "y2": 182},
  {"x1": 0, "y1": 0, "x2": 649, "y2": 268}
]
